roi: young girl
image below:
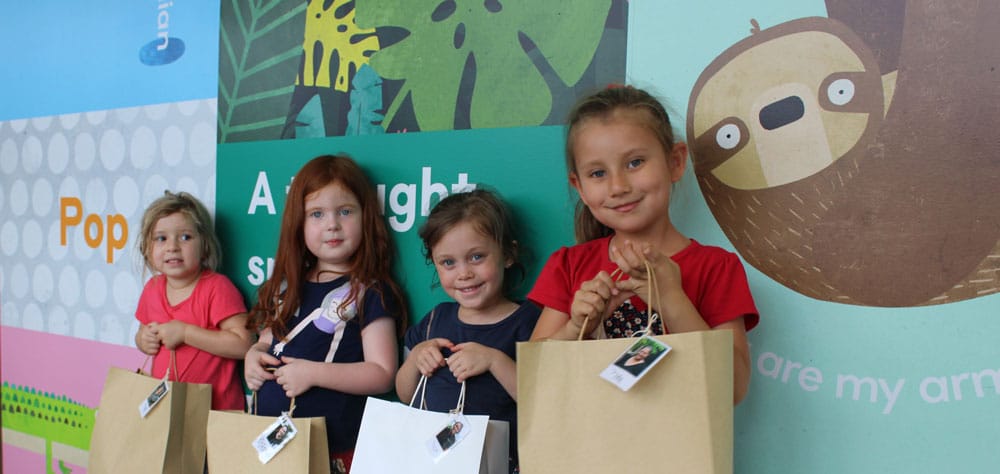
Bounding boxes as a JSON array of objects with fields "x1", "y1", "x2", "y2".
[
  {"x1": 245, "y1": 154, "x2": 406, "y2": 472},
  {"x1": 396, "y1": 189, "x2": 539, "y2": 472},
  {"x1": 134, "y1": 191, "x2": 251, "y2": 410},
  {"x1": 528, "y1": 85, "x2": 760, "y2": 403}
]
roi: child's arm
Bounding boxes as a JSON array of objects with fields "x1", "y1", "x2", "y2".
[
  {"x1": 273, "y1": 317, "x2": 398, "y2": 398},
  {"x1": 156, "y1": 313, "x2": 252, "y2": 359},
  {"x1": 447, "y1": 343, "x2": 518, "y2": 400},
  {"x1": 245, "y1": 328, "x2": 280, "y2": 391},
  {"x1": 134, "y1": 323, "x2": 161, "y2": 355},
  {"x1": 395, "y1": 338, "x2": 453, "y2": 404},
  {"x1": 530, "y1": 271, "x2": 630, "y2": 341},
  {"x1": 612, "y1": 241, "x2": 752, "y2": 404}
]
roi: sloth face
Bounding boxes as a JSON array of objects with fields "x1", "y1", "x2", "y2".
[{"x1": 689, "y1": 23, "x2": 884, "y2": 191}]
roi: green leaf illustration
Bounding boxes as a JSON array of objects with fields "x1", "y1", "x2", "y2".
[
  {"x1": 218, "y1": 0, "x2": 307, "y2": 143},
  {"x1": 347, "y1": 64, "x2": 387, "y2": 135},
  {"x1": 356, "y1": 0, "x2": 613, "y2": 131}
]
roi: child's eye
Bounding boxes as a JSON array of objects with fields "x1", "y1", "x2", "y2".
[
  {"x1": 439, "y1": 258, "x2": 455, "y2": 268},
  {"x1": 627, "y1": 158, "x2": 644, "y2": 169},
  {"x1": 588, "y1": 169, "x2": 606, "y2": 178},
  {"x1": 338, "y1": 208, "x2": 353, "y2": 217},
  {"x1": 310, "y1": 210, "x2": 323, "y2": 219},
  {"x1": 153, "y1": 235, "x2": 166, "y2": 242},
  {"x1": 180, "y1": 233, "x2": 194, "y2": 241},
  {"x1": 470, "y1": 253, "x2": 485, "y2": 262}
]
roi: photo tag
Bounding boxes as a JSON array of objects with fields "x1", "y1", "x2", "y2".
[
  {"x1": 138, "y1": 380, "x2": 169, "y2": 418},
  {"x1": 252, "y1": 413, "x2": 297, "y2": 464},
  {"x1": 425, "y1": 414, "x2": 470, "y2": 462},
  {"x1": 599, "y1": 335, "x2": 672, "y2": 391}
]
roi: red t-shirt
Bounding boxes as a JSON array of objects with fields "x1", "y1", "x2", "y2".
[
  {"x1": 528, "y1": 236, "x2": 759, "y2": 336},
  {"x1": 136, "y1": 270, "x2": 248, "y2": 410}
]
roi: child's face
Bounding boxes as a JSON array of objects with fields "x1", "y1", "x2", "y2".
[
  {"x1": 431, "y1": 221, "x2": 510, "y2": 317},
  {"x1": 150, "y1": 212, "x2": 203, "y2": 283},
  {"x1": 569, "y1": 114, "x2": 686, "y2": 238},
  {"x1": 303, "y1": 182, "x2": 363, "y2": 275}
]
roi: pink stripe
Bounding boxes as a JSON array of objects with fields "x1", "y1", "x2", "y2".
[
  {"x1": 2, "y1": 444, "x2": 46, "y2": 473},
  {"x1": 1, "y1": 327, "x2": 145, "y2": 407}
]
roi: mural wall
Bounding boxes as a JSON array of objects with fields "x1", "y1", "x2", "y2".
[{"x1": 2, "y1": 1, "x2": 999, "y2": 473}]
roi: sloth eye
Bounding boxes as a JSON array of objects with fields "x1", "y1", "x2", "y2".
[
  {"x1": 827, "y1": 78, "x2": 855, "y2": 106},
  {"x1": 715, "y1": 123, "x2": 742, "y2": 150}
]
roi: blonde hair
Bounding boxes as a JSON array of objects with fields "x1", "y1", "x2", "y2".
[{"x1": 137, "y1": 191, "x2": 221, "y2": 273}]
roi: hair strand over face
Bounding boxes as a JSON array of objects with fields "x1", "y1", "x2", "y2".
[
  {"x1": 565, "y1": 86, "x2": 678, "y2": 243},
  {"x1": 249, "y1": 154, "x2": 407, "y2": 338},
  {"x1": 418, "y1": 188, "x2": 526, "y2": 296},
  {"x1": 138, "y1": 190, "x2": 221, "y2": 275}
]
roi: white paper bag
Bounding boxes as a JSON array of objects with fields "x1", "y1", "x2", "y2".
[{"x1": 352, "y1": 396, "x2": 490, "y2": 473}]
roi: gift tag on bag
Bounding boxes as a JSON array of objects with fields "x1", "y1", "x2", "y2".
[
  {"x1": 426, "y1": 414, "x2": 471, "y2": 462},
  {"x1": 252, "y1": 413, "x2": 298, "y2": 464},
  {"x1": 138, "y1": 380, "x2": 169, "y2": 417},
  {"x1": 600, "y1": 335, "x2": 672, "y2": 391}
]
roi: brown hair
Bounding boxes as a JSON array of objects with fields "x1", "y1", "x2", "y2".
[
  {"x1": 565, "y1": 85, "x2": 679, "y2": 243},
  {"x1": 249, "y1": 154, "x2": 407, "y2": 339},
  {"x1": 418, "y1": 188, "x2": 525, "y2": 295},
  {"x1": 137, "y1": 190, "x2": 221, "y2": 274}
]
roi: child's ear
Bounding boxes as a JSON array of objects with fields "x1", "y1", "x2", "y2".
[
  {"x1": 506, "y1": 240, "x2": 518, "y2": 268},
  {"x1": 669, "y1": 142, "x2": 689, "y2": 183}
]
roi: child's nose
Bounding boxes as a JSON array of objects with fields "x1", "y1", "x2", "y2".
[
  {"x1": 610, "y1": 172, "x2": 631, "y2": 194},
  {"x1": 458, "y1": 265, "x2": 474, "y2": 279}
]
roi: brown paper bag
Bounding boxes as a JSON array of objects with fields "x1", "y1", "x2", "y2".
[
  {"x1": 517, "y1": 330, "x2": 734, "y2": 473},
  {"x1": 206, "y1": 409, "x2": 330, "y2": 473},
  {"x1": 88, "y1": 366, "x2": 212, "y2": 473}
]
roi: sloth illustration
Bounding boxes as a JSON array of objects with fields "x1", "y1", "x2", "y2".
[{"x1": 686, "y1": 1, "x2": 1000, "y2": 307}]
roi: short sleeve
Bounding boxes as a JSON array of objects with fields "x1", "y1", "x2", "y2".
[
  {"x1": 403, "y1": 310, "x2": 433, "y2": 350},
  {"x1": 205, "y1": 274, "x2": 249, "y2": 328},
  {"x1": 527, "y1": 247, "x2": 573, "y2": 314},
  {"x1": 360, "y1": 281, "x2": 402, "y2": 328},
  {"x1": 699, "y1": 252, "x2": 759, "y2": 331}
]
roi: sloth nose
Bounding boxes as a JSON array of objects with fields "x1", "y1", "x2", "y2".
[{"x1": 759, "y1": 95, "x2": 805, "y2": 130}]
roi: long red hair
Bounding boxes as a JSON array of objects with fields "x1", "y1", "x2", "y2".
[{"x1": 249, "y1": 154, "x2": 407, "y2": 339}]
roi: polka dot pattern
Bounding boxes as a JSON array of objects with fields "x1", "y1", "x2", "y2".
[{"x1": 0, "y1": 98, "x2": 218, "y2": 346}]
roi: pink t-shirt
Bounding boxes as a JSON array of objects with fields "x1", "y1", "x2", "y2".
[
  {"x1": 136, "y1": 270, "x2": 247, "y2": 410},
  {"x1": 529, "y1": 236, "x2": 759, "y2": 335}
]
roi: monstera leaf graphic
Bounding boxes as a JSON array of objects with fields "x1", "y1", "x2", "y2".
[
  {"x1": 218, "y1": 1, "x2": 307, "y2": 143},
  {"x1": 356, "y1": 0, "x2": 613, "y2": 131}
]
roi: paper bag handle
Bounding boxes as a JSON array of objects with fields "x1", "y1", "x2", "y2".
[
  {"x1": 139, "y1": 350, "x2": 180, "y2": 380},
  {"x1": 251, "y1": 390, "x2": 297, "y2": 417},
  {"x1": 578, "y1": 268, "x2": 624, "y2": 340},
  {"x1": 578, "y1": 262, "x2": 662, "y2": 340},
  {"x1": 410, "y1": 375, "x2": 466, "y2": 415}
]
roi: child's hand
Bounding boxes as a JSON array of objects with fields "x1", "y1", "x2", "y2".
[
  {"x1": 136, "y1": 323, "x2": 162, "y2": 355},
  {"x1": 156, "y1": 320, "x2": 188, "y2": 350},
  {"x1": 447, "y1": 342, "x2": 498, "y2": 382},
  {"x1": 244, "y1": 345, "x2": 279, "y2": 391},
  {"x1": 410, "y1": 338, "x2": 453, "y2": 377},
  {"x1": 569, "y1": 271, "x2": 631, "y2": 338},
  {"x1": 274, "y1": 356, "x2": 316, "y2": 398},
  {"x1": 611, "y1": 240, "x2": 682, "y2": 307}
]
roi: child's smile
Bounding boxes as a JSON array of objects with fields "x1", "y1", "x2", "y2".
[
  {"x1": 431, "y1": 222, "x2": 511, "y2": 321},
  {"x1": 570, "y1": 114, "x2": 686, "y2": 241}
]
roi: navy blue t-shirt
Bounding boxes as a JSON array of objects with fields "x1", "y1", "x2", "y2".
[
  {"x1": 257, "y1": 276, "x2": 399, "y2": 454},
  {"x1": 403, "y1": 301, "x2": 540, "y2": 469}
]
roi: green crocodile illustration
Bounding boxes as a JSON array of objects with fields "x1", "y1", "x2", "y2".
[{"x1": 2, "y1": 382, "x2": 95, "y2": 474}]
